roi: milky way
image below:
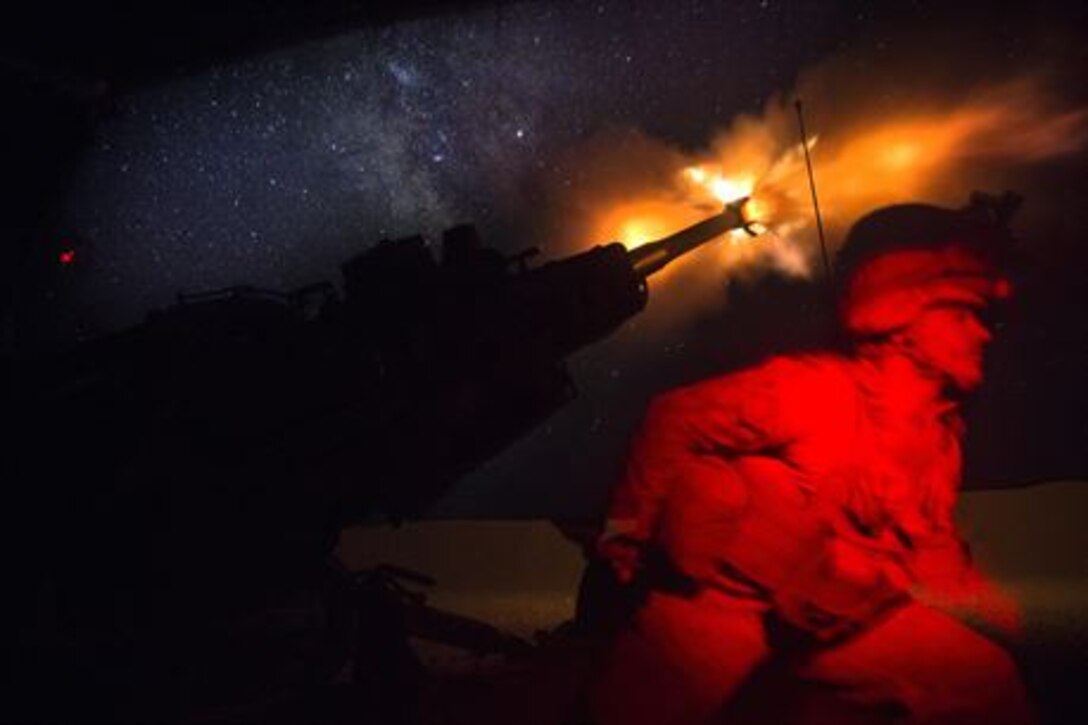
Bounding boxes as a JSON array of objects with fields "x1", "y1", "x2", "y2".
[{"x1": 54, "y1": 0, "x2": 883, "y2": 334}]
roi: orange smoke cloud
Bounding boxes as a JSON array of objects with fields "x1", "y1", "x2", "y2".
[
  {"x1": 563, "y1": 72, "x2": 1088, "y2": 290},
  {"x1": 780, "y1": 76, "x2": 1088, "y2": 231}
]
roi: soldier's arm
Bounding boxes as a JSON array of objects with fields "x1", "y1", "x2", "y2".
[
  {"x1": 911, "y1": 535, "x2": 1022, "y2": 637},
  {"x1": 903, "y1": 478, "x2": 1023, "y2": 637},
  {"x1": 598, "y1": 357, "x2": 814, "y2": 582}
]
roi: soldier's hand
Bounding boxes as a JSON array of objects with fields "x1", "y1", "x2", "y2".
[{"x1": 917, "y1": 570, "x2": 1024, "y2": 639}]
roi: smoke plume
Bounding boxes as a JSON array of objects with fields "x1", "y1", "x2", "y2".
[{"x1": 545, "y1": 36, "x2": 1088, "y2": 346}]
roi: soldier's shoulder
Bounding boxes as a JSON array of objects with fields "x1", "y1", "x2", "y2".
[
  {"x1": 652, "y1": 351, "x2": 856, "y2": 411},
  {"x1": 766, "y1": 350, "x2": 859, "y2": 383},
  {"x1": 710, "y1": 350, "x2": 857, "y2": 389},
  {"x1": 763, "y1": 351, "x2": 863, "y2": 404}
]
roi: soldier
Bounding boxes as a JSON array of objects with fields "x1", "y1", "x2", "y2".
[{"x1": 588, "y1": 196, "x2": 1035, "y2": 725}]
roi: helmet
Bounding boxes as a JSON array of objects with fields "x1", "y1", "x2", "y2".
[{"x1": 836, "y1": 192, "x2": 1019, "y2": 336}]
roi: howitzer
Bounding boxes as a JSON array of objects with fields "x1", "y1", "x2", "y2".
[
  {"x1": 7, "y1": 200, "x2": 756, "y2": 721},
  {"x1": 9, "y1": 198, "x2": 760, "y2": 639},
  {"x1": 9, "y1": 201, "x2": 763, "y2": 625},
  {"x1": 16, "y1": 198, "x2": 758, "y2": 518}
]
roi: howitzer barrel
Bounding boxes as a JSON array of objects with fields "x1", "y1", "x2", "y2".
[
  {"x1": 486, "y1": 199, "x2": 759, "y2": 387},
  {"x1": 629, "y1": 198, "x2": 755, "y2": 277}
]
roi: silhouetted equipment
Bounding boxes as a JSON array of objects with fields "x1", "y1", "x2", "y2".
[
  {"x1": 14, "y1": 201, "x2": 758, "y2": 523},
  {"x1": 6, "y1": 202, "x2": 755, "y2": 722},
  {"x1": 201, "y1": 561, "x2": 533, "y2": 724}
]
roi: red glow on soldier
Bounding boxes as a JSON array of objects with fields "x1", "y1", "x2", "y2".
[{"x1": 589, "y1": 195, "x2": 1034, "y2": 725}]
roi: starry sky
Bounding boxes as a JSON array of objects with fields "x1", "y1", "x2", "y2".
[
  {"x1": 45, "y1": 0, "x2": 909, "y2": 331},
  {"x1": 21, "y1": 0, "x2": 1088, "y2": 516}
]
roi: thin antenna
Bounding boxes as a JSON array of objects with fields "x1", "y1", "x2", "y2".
[{"x1": 794, "y1": 99, "x2": 833, "y2": 285}]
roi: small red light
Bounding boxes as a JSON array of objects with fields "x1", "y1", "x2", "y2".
[{"x1": 59, "y1": 249, "x2": 76, "y2": 265}]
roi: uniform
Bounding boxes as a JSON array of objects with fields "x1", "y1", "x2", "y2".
[{"x1": 589, "y1": 197, "x2": 1034, "y2": 725}]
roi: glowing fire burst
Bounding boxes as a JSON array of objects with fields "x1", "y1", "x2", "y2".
[
  {"x1": 680, "y1": 167, "x2": 763, "y2": 246},
  {"x1": 684, "y1": 167, "x2": 754, "y2": 205},
  {"x1": 589, "y1": 74, "x2": 1088, "y2": 284},
  {"x1": 605, "y1": 200, "x2": 693, "y2": 250}
]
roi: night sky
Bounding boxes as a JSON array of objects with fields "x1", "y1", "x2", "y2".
[
  {"x1": 49, "y1": 0, "x2": 871, "y2": 324},
  {"x1": 13, "y1": 0, "x2": 1088, "y2": 516}
]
